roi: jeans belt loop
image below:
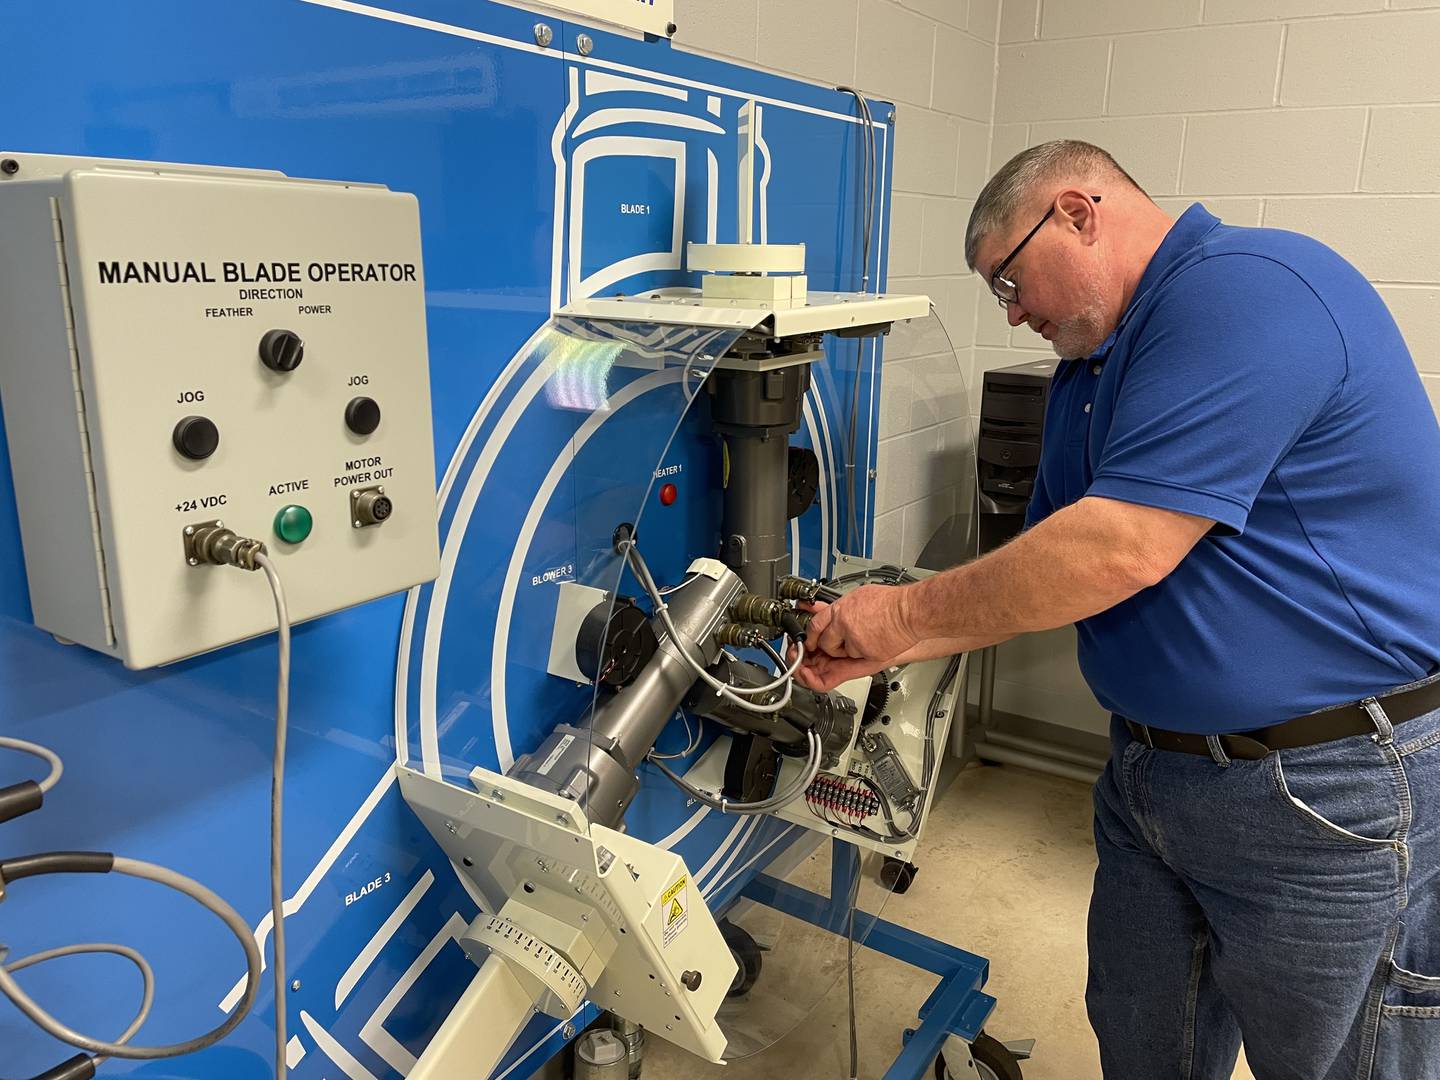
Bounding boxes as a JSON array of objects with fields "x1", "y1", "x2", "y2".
[{"x1": 1361, "y1": 696, "x2": 1395, "y2": 745}]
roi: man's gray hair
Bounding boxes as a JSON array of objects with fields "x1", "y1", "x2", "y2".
[{"x1": 964, "y1": 140, "x2": 1146, "y2": 272}]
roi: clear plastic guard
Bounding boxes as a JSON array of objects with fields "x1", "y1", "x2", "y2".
[
  {"x1": 715, "y1": 839, "x2": 899, "y2": 1061},
  {"x1": 888, "y1": 302, "x2": 981, "y2": 572},
  {"x1": 406, "y1": 303, "x2": 973, "y2": 1062}
]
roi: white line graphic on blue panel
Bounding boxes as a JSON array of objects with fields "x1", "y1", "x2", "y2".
[
  {"x1": 302, "y1": 1011, "x2": 381, "y2": 1080},
  {"x1": 655, "y1": 803, "x2": 710, "y2": 850},
  {"x1": 359, "y1": 913, "x2": 470, "y2": 1073},
  {"x1": 756, "y1": 104, "x2": 771, "y2": 243},
  {"x1": 706, "y1": 148, "x2": 718, "y2": 242},
  {"x1": 573, "y1": 109, "x2": 723, "y2": 138},
  {"x1": 691, "y1": 816, "x2": 751, "y2": 885},
  {"x1": 698, "y1": 815, "x2": 762, "y2": 891},
  {"x1": 569, "y1": 136, "x2": 686, "y2": 301},
  {"x1": 220, "y1": 768, "x2": 397, "y2": 1012},
  {"x1": 336, "y1": 870, "x2": 436, "y2": 1009},
  {"x1": 586, "y1": 69, "x2": 687, "y2": 99},
  {"x1": 552, "y1": 67, "x2": 583, "y2": 313}
]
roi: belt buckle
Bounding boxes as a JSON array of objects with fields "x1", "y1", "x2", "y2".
[{"x1": 1139, "y1": 723, "x2": 1155, "y2": 749}]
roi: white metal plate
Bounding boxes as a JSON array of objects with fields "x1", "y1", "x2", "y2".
[
  {"x1": 560, "y1": 288, "x2": 931, "y2": 337},
  {"x1": 397, "y1": 765, "x2": 736, "y2": 1063}
]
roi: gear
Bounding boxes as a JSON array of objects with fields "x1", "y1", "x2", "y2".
[{"x1": 864, "y1": 674, "x2": 892, "y2": 726}]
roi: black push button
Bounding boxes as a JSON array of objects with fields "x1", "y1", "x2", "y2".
[
  {"x1": 345, "y1": 396, "x2": 381, "y2": 436},
  {"x1": 173, "y1": 415, "x2": 219, "y2": 460},
  {"x1": 259, "y1": 329, "x2": 304, "y2": 372}
]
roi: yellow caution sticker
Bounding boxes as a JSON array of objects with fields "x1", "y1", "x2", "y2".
[{"x1": 662, "y1": 874, "x2": 689, "y2": 947}]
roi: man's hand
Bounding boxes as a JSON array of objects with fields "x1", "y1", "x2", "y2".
[{"x1": 795, "y1": 585, "x2": 919, "y2": 692}]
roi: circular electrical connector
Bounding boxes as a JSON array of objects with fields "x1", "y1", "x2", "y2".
[{"x1": 351, "y1": 488, "x2": 392, "y2": 528}]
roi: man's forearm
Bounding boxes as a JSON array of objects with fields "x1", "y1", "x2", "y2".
[{"x1": 896, "y1": 497, "x2": 1180, "y2": 653}]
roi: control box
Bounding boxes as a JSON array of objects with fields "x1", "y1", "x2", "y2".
[{"x1": 0, "y1": 153, "x2": 440, "y2": 668}]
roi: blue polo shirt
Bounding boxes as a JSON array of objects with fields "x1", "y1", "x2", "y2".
[{"x1": 1026, "y1": 204, "x2": 1440, "y2": 732}]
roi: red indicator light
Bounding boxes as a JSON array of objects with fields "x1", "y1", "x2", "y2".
[{"x1": 659, "y1": 482, "x2": 678, "y2": 506}]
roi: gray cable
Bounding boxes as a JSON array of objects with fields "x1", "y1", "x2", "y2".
[
  {"x1": 0, "y1": 858, "x2": 262, "y2": 1058},
  {"x1": 835, "y1": 86, "x2": 877, "y2": 294},
  {"x1": 649, "y1": 730, "x2": 822, "y2": 815},
  {"x1": 0, "y1": 737, "x2": 63, "y2": 794},
  {"x1": 646, "y1": 708, "x2": 703, "y2": 762},
  {"x1": 627, "y1": 542, "x2": 798, "y2": 692},
  {"x1": 4, "y1": 942, "x2": 154, "y2": 1065},
  {"x1": 255, "y1": 552, "x2": 291, "y2": 1080},
  {"x1": 836, "y1": 85, "x2": 878, "y2": 555},
  {"x1": 621, "y1": 540, "x2": 803, "y2": 712}
]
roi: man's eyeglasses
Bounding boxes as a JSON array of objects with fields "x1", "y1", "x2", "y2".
[{"x1": 989, "y1": 194, "x2": 1102, "y2": 309}]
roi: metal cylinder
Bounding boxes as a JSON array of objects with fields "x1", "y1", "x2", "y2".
[
  {"x1": 612, "y1": 1017, "x2": 644, "y2": 1079},
  {"x1": 972, "y1": 740, "x2": 1102, "y2": 784},
  {"x1": 728, "y1": 594, "x2": 787, "y2": 626},
  {"x1": 777, "y1": 576, "x2": 822, "y2": 601},
  {"x1": 187, "y1": 523, "x2": 265, "y2": 570},
  {"x1": 508, "y1": 565, "x2": 743, "y2": 828},
  {"x1": 686, "y1": 656, "x2": 856, "y2": 765},
  {"x1": 575, "y1": 1029, "x2": 629, "y2": 1080},
  {"x1": 978, "y1": 644, "x2": 997, "y2": 728},
  {"x1": 722, "y1": 431, "x2": 790, "y2": 597},
  {"x1": 983, "y1": 729, "x2": 1108, "y2": 772},
  {"x1": 710, "y1": 365, "x2": 809, "y2": 599},
  {"x1": 714, "y1": 622, "x2": 766, "y2": 648}
]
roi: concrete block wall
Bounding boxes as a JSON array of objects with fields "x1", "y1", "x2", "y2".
[
  {"x1": 673, "y1": 0, "x2": 998, "y2": 568},
  {"x1": 984, "y1": 1, "x2": 1440, "y2": 400},
  {"x1": 977, "y1": 0, "x2": 1440, "y2": 733}
]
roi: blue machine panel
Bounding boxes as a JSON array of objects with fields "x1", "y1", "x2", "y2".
[{"x1": 0, "y1": 3, "x2": 898, "y2": 1077}]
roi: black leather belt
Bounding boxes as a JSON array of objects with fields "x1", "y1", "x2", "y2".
[{"x1": 1123, "y1": 677, "x2": 1440, "y2": 760}]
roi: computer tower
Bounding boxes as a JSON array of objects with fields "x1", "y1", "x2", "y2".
[{"x1": 977, "y1": 358, "x2": 1056, "y2": 554}]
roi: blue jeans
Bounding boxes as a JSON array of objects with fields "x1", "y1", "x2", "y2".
[{"x1": 1088, "y1": 692, "x2": 1440, "y2": 1079}]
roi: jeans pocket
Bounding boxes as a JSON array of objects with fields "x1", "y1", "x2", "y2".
[
  {"x1": 1270, "y1": 740, "x2": 1404, "y2": 847},
  {"x1": 1373, "y1": 964, "x2": 1440, "y2": 1079}
]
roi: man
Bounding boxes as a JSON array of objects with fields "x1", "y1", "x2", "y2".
[{"x1": 797, "y1": 141, "x2": 1440, "y2": 1079}]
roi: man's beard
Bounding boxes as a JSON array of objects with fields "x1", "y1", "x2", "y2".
[{"x1": 1050, "y1": 270, "x2": 1110, "y2": 359}]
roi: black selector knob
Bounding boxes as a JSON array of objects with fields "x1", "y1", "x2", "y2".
[
  {"x1": 173, "y1": 415, "x2": 219, "y2": 460},
  {"x1": 345, "y1": 396, "x2": 382, "y2": 436},
  {"x1": 259, "y1": 329, "x2": 304, "y2": 372}
]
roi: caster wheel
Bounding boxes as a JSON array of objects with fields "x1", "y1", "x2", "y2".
[
  {"x1": 935, "y1": 1033, "x2": 1024, "y2": 1080},
  {"x1": 719, "y1": 919, "x2": 763, "y2": 997},
  {"x1": 880, "y1": 856, "x2": 918, "y2": 894}
]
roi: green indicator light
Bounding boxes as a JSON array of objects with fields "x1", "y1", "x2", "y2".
[{"x1": 273, "y1": 504, "x2": 313, "y2": 544}]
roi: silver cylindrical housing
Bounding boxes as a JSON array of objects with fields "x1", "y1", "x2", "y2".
[
  {"x1": 509, "y1": 564, "x2": 743, "y2": 828},
  {"x1": 721, "y1": 431, "x2": 790, "y2": 597}
]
